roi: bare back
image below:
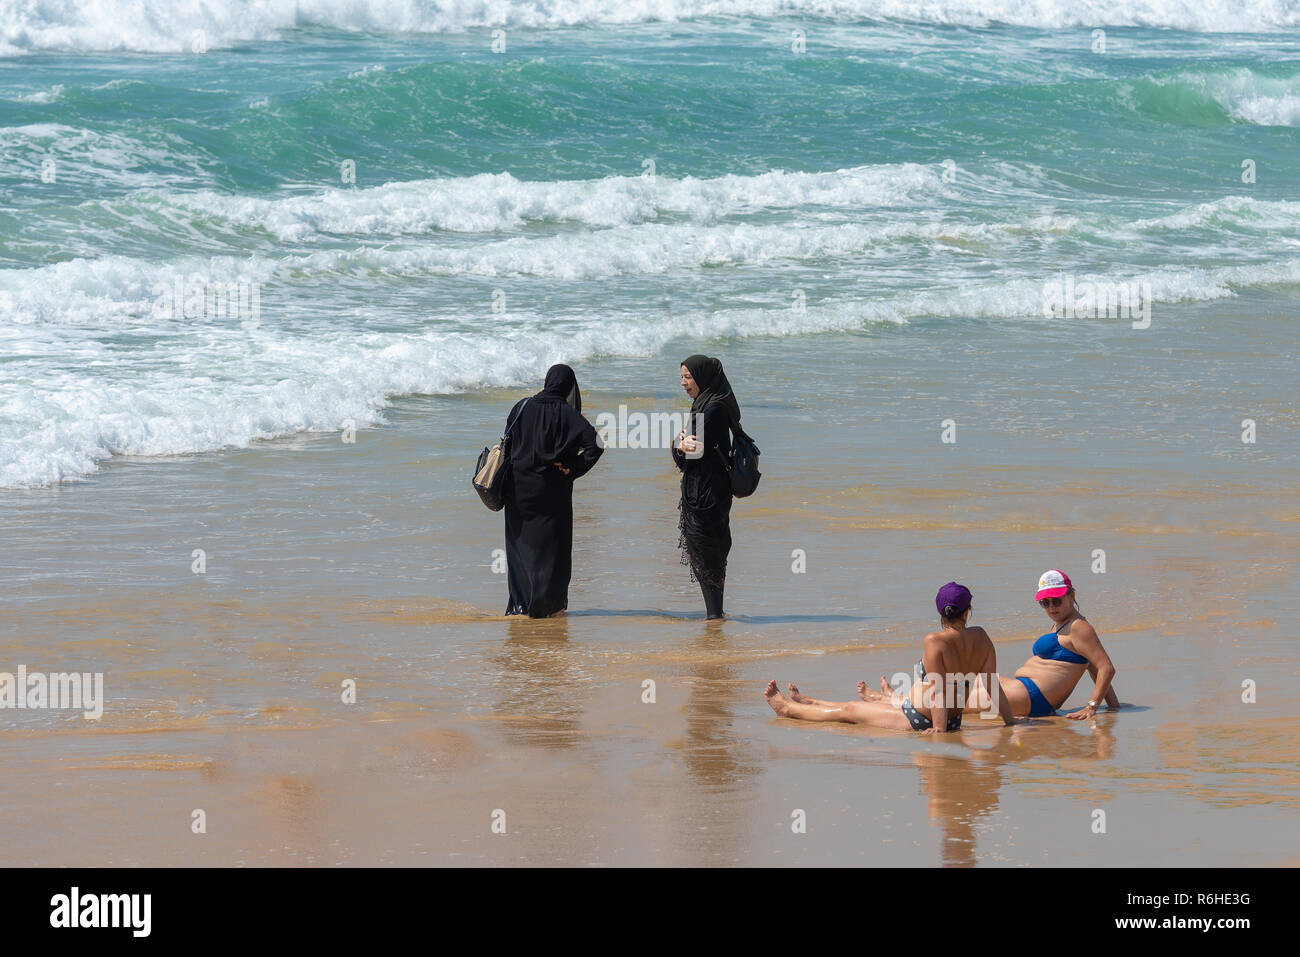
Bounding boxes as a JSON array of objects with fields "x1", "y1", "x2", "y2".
[{"x1": 910, "y1": 625, "x2": 997, "y2": 717}]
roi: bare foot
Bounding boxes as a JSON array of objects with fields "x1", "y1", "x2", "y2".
[
  {"x1": 880, "y1": 675, "x2": 893, "y2": 695},
  {"x1": 857, "y1": 680, "x2": 891, "y2": 702},
  {"x1": 548, "y1": 609, "x2": 566, "y2": 618},
  {"x1": 764, "y1": 680, "x2": 791, "y2": 716},
  {"x1": 788, "y1": 683, "x2": 812, "y2": 704}
]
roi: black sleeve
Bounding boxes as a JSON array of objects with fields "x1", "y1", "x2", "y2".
[
  {"x1": 701, "y1": 403, "x2": 732, "y2": 463},
  {"x1": 671, "y1": 410, "x2": 701, "y2": 471},
  {"x1": 559, "y1": 407, "x2": 604, "y2": 480}
]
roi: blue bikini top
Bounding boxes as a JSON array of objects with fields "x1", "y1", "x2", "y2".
[{"x1": 1032, "y1": 630, "x2": 1089, "y2": 665}]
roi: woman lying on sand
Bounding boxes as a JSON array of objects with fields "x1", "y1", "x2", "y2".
[
  {"x1": 764, "y1": 582, "x2": 1018, "y2": 733},
  {"x1": 858, "y1": 569, "x2": 1120, "y2": 719}
]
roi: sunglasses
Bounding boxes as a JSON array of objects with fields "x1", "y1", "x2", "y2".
[{"x1": 1038, "y1": 597, "x2": 1067, "y2": 608}]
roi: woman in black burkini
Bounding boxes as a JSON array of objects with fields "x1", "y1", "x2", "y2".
[
  {"x1": 672, "y1": 355, "x2": 741, "y2": 620},
  {"x1": 504, "y1": 364, "x2": 603, "y2": 618}
]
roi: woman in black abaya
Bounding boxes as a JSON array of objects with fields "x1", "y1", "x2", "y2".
[
  {"x1": 672, "y1": 355, "x2": 742, "y2": 620},
  {"x1": 504, "y1": 364, "x2": 603, "y2": 618}
]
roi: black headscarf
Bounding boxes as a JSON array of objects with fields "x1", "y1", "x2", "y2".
[
  {"x1": 682, "y1": 354, "x2": 740, "y2": 427},
  {"x1": 536, "y1": 363, "x2": 581, "y2": 412}
]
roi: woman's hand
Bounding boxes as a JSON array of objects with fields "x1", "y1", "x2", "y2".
[
  {"x1": 1066, "y1": 705, "x2": 1098, "y2": 720},
  {"x1": 678, "y1": 433, "x2": 699, "y2": 454},
  {"x1": 552, "y1": 462, "x2": 571, "y2": 475}
]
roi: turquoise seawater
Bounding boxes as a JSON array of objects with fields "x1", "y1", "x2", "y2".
[{"x1": 1, "y1": 5, "x2": 1298, "y2": 486}]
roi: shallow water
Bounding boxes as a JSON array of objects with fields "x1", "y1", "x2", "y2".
[{"x1": 2, "y1": 299, "x2": 1297, "y2": 865}]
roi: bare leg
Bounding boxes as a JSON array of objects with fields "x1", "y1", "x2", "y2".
[
  {"x1": 788, "y1": 683, "x2": 843, "y2": 707},
  {"x1": 765, "y1": 681, "x2": 913, "y2": 730},
  {"x1": 961, "y1": 675, "x2": 1031, "y2": 717}
]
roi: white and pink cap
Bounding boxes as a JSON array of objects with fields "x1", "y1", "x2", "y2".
[{"x1": 1035, "y1": 569, "x2": 1072, "y2": 601}]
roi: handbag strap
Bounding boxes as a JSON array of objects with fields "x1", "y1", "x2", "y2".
[{"x1": 502, "y1": 397, "x2": 530, "y2": 443}]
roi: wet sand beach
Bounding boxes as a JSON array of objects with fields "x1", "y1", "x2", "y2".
[{"x1": 2, "y1": 304, "x2": 1296, "y2": 866}]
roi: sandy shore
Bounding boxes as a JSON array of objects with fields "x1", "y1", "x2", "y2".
[{"x1": 2, "y1": 312, "x2": 1297, "y2": 866}]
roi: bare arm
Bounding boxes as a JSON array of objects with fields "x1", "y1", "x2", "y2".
[
  {"x1": 920, "y1": 635, "x2": 950, "y2": 734},
  {"x1": 1061, "y1": 620, "x2": 1117, "y2": 718},
  {"x1": 1089, "y1": 660, "x2": 1120, "y2": 708}
]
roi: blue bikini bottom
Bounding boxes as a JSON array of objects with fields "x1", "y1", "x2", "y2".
[{"x1": 1016, "y1": 676, "x2": 1056, "y2": 717}]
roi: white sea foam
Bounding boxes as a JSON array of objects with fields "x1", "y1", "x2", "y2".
[
  {"x1": 156, "y1": 165, "x2": 950, "y2": 241},
  {"x1": 1128, "y1": 195, "x2": 1300, "y2": 231},
  {"x1": 2, "y1": 0, "x2": 1297, "y2": 56},
  {"x1": 11, "y1": 83, "x2": 65, "y2": 102},
  {"x1": 1200, "y1": 68, "x2": 1300, "y2": 126},
  {"x1": 4, "y1": 192, "x2": 1296, "y2": 322},
  {"x1": 0, "y1": 123, "x2": 216, "y2": 189},
  {"x1": 1130, "y1": 67, "x2": 1300, "y2": 127},
  {"x1": 2, "y1": 214, "x2": 1081, "y2": 300},
  {"x1": 3, "y1": 247, "x2": 1298, "y2": 487}
]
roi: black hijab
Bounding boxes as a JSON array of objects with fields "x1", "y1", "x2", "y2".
[
  {"x1": 682, "y1": 354, "x2": 740, "y2": 427},
  {"x1": 536, "y1": 363, "x2": 581, "y2": 412}
]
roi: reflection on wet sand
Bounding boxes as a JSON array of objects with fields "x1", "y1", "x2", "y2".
[
  {"x1": 915, "y1": 721, "x2": 1118, "y2": 866},
  {"x1": 676, "y1": 625, "x2": 762, "y2": 866},
  {"x1": 912, "y1": 753, "x2": 1002, "y2": 868},
  {"x1": 489, "y1": 616, "x2": 583, "y2": 749}
]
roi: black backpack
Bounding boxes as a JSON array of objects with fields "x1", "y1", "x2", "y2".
[{"x1": 726, "y1": 424, "x2": 761, "y2": 498}]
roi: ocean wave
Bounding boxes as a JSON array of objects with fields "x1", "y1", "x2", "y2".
[
  {"x1": 957, "y1": 62, "x2": 1300, "y2": 129},
  {"x1": 1195, "y1": 67, "x2": 1300, "y2": 126},
  {"x1": 151, "y1": 165, "x2": 950, "y2": 240},
  {"x1": 0, "y1": 213, "x2": 1083, "y2": 309},
  {"x1": 2, "y1": 0, "x2": 1297, "y2": 56},
  {"x1": 6, "y1": 193, "x2": 1299, "y2": 326},
  {"x1": 1128, "y1": 195, "x2": 1300, "y2": 231},
  {"x1": 3, "y1": 253, "x2": 1298, "y2": 487},
  {"x1": 1116, "y1": 66, "x2": 1300, "y2": 127},
  {"x1": 0, "y1": 122, "x2": 217, "y2": 191}
]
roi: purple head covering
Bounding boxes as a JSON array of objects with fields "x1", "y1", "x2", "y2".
[{"x1": 935, "y1": 582, "x2": 972, "y2": 618}]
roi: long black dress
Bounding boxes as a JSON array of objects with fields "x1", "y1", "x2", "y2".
[
  {"x1": 672, "y1": 400, "x2": 733, "y2": 617},
  {"x1": 503, "y1": 388, "x2": 602, "y2": 618}
]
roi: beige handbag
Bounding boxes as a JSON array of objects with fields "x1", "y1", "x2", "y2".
[{"x1": 473, "y1": 399, "x2": 529, "y2": 511}]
